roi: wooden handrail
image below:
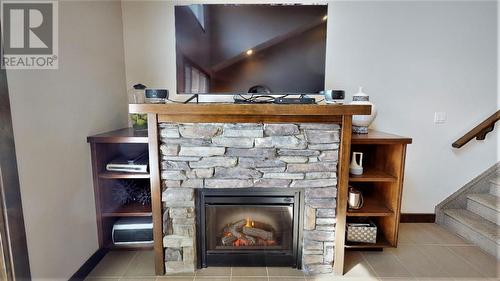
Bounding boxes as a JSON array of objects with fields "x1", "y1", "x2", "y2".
[{"x1": 452, "y1": 110, "x2": 500, "y2": 148}]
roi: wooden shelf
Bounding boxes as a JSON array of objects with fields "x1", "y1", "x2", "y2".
[
  {"x1": 351, "y1": 130, "x2": 412, "y2": 145},
  {"x1": 347, "y1": 198, "x2": 393, "y2": 217},
  {"x1": 105, "y1": 242, "x2": 154, "y2": 250},
  {"x1": 102, "y1": 203, "x2": 152, "y2": 217},
  {"x1": 87, "y1": 128, "x2": 148, "y2": 143},
  {"x1": 349, "y1": 168, "x2": 397, "y2": 183},
  {"x1": 99, "y1": 171, "x2": 150, "y2": 179},
  {"x1": 345, "y1": 234, "x2": 391, "y2": 249}
]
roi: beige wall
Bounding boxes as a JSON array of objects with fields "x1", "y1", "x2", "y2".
[
  {"x1": 7, "y1": 1, "x2": 128, "y2": 279},
  {"x1": 122, "y1": 0, "x2": 498, "y2": 213},
  {"x1": 329, "y1": 1, "x2": 497, "y2": 212}
]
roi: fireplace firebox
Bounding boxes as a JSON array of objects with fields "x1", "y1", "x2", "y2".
[{"x1": 197, "y1": 189, "x2": 303, "y2": 268}]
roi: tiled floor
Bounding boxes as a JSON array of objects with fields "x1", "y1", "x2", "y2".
[{"x1": 86, "y1": 223, "x2": 499, "y2": 281}]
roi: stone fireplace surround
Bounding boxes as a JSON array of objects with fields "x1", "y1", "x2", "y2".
[{"x1": 159, "y1": 122, "x2": 339, "y2": 274}]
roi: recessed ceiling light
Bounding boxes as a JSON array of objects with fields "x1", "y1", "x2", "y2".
[
  {"x1": 322, "y1": 15, "x2": 328, "y2": 21},
  {"x1": 246, "y1": 49, "x2": 253, "y2": 56}
]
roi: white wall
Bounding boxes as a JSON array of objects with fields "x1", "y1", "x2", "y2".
[
  {"x1": 122, "y1": 0, "x2": 498, "y2": 213},
  {"x1": 7, "y1": 1, "x2": 128, "y2": 279},
  {"x1": 329, "y1": 1, "x2": 498, "y2": 212}
]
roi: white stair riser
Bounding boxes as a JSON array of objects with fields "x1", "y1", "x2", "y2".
[
  {"x1": 443, "y1": 214, "x2": 499, "y2": 259},
  {"x1": 467, "y1": 199, "x2": 500, "y2": 225}
]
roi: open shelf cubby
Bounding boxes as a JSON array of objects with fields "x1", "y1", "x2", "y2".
[
  {"x1": 345, "y1": 131, "x2": 412, "y2": 250},
  {"x1": 88, "y1": 128, "x2": 152, "y2": 250}
]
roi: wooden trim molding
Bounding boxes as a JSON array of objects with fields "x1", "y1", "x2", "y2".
[
  {"x1": 68, "y1": 248, "x2": 108, "y2": 281},
  {"x1": 148, "y1": 113, "x2": 165, "y2": 275},
  {"x1": 333, "y1": 115, "x2": 352, "y2": 275},
  {"x1": 400, "y1": 213, "x2": 436, "y2": 223}
]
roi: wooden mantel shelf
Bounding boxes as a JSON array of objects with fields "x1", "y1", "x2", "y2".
[
  {"x1": 129, "y1": 103, "x2": 370, "y2": 116},
  {"x1": 129, "y1": 103, "x2": 371, "y2": 123}
]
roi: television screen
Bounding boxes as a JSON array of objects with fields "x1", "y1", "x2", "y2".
[{"x1": 175, "y1": 4, "x2": 327, "y2": 95}]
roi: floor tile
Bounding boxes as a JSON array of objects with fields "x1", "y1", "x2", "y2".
[
  {"x1": 420, "y1": 223, "x2": 470, "y2": 245},
  {"x1": 453, "y1": 278, "x2": 499, "y2": 281},
  {"x1": 123, "y1": 250, "x2": 156, "y2": 277},
  {"x1": 231, "y1": 267, "x2": 268, "y2": 277},
  {"x1": 307, "y1": 275, "x2": 378, "y2": 281},
  {"x1": 157, "y1": 276, "x2": 194, "y2": 281},
  {"x1": 386, "y1": 245, "x2": 449, "y2": 278},
  {"x1": 398, "y1": 223, "x2": 418, "y2": 244},
  {"x1": 120, "y1": 276, "x2": 156, "y2": 281},
  {"x1": 89, "y1": 251, "x2": 137, "y2": 277},
  {"x1": 362, "y1": 251, "x2": 413, "y2": 278},
  {"x1": 232, "y1": 277, "x2": 268, "y2": 281},
  {"x1": 418, "y1": 245, "x2": 484, "y2": 278},
  {"x1": 162, "y1": 272, "x2": 195, "y2": 277},
  {"x1": 85, "y1": 278, "x2": 121, "y2": 281},
  {"x1": 267, "y1": 267, "x2": 304, "y2": 277},
  {"x1": 378, "y1": 277, "x2": 420, "y2": 281},
  {"x1": 343, "y1": 251, "x2": 377, "y2": 278},
  {"x1": 86, "y1": 224, "x2": 497, "y2": 281},
  {"x1": 398, "y1": 223, "x2": 442, "y2": 245},
  {"x1": 446, "y1": 246, "x2": 499, "y2": 278},
  {"x1": 195, "y1": 267, "x2": 231, "y2": 277},
  {"x1": 417, "y1": 277, "x2": 454, "y2": 281},
  {"x1": 269, "y1": 278, "x2": 304, "y2": 281},
  {"x1": 194, "y1": 277, "x2": 230, "y2": 281}
]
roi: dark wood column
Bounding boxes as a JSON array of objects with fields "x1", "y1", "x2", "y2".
[{"x1": 0, "y1": 47, "x2": 32, "y2": 279}]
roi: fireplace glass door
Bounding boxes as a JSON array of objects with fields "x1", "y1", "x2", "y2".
[
  {"x1": 206, "y1": 205, "x2": 293, "y2": 252},
  {"x1": 198, "y1": 189, "x2": 302, "y2": 268}
]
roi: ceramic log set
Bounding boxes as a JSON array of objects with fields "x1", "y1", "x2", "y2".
[{"x1": 351, "y1": 87, "x2": 377, "y2": 134}]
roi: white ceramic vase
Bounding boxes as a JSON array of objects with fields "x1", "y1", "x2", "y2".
[{"x1": 351, "y1": 87, "x2": 377, "y2": 134}]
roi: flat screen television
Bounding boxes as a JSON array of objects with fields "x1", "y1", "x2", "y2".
[{"x1": 175, "y1": 4, "x2": 328, "y2": 95}]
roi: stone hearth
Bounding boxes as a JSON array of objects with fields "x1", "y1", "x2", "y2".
[{"x1": 159, "y1": 123, "x2": 339, "y2": 274}]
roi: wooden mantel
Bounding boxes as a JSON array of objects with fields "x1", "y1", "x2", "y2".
[
  {"x1": 129, "y1": 103, "x2": 371, "y2": 123},
  {"x1": 129, "y1": 103, "x2": 370, "y2": 116},
  {"x1": 130, "y1": 103, "x2": 371, "y2": 275}
]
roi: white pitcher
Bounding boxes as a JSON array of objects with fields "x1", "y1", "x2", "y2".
[{"x1": 349, "y1": 152, "x2": 364, "y2": 175}]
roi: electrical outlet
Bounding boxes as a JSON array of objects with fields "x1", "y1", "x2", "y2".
[{"x1": 434, "y1": 112, "x2": 447, "y2": 124}]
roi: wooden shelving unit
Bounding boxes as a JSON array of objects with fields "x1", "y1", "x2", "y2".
[
  {"x1": 105, "y1": 241, "x2": 154, "y2": 250},
  {"x1": 345, "y1": 233, "x2": 390, "y2": 249},
  {"x1": 102, "y1": 202, "x2": 152, "y2": 217},
  {"x1": 87, "y1": 128, "x2": 152, "y2": 251},
  {"x1": 349, "y1": 168, "x2": 397, "y2": 182},
  {"x1": 98, "y1": 171, "x2": 150, "y2": 179},
  {"x1": 345, "y1": 130, "x2": 411, "y2": 250},
  {"x1": 347, "y1": 197, "x2": 393, "y2": 217}
]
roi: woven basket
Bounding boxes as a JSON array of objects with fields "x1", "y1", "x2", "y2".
[{"x1": 347, "y1": 221, "x2": 377, "y2": 243}]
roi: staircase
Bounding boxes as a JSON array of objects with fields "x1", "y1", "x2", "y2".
[{"x1": 436, "y1": 164, "x2": 499, "y2": 259}]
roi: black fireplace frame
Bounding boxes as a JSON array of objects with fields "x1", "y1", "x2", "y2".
[{"x1": 196, "y1": 188, "x2": 304, "y2": 268}]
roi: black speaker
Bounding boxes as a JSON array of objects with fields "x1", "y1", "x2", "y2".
[{"x1": 145, "y1": 89, "x2": 169, "y2": 99}]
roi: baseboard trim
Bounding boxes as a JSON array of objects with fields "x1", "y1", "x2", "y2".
[
  {"x1": 400, "y1": 213, "x2": 436, "y2": 223},
  {"x1": 69, "y1": 248, "x2": 109, "y2": 281}
]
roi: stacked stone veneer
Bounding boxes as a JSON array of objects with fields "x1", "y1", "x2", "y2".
[{"x1": 159, "y1": 123, "x2": 339, "y2": 274}]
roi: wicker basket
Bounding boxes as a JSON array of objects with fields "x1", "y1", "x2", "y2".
[{"x1": 346, "y1": 221, "x2": 377, "y2": 243}]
